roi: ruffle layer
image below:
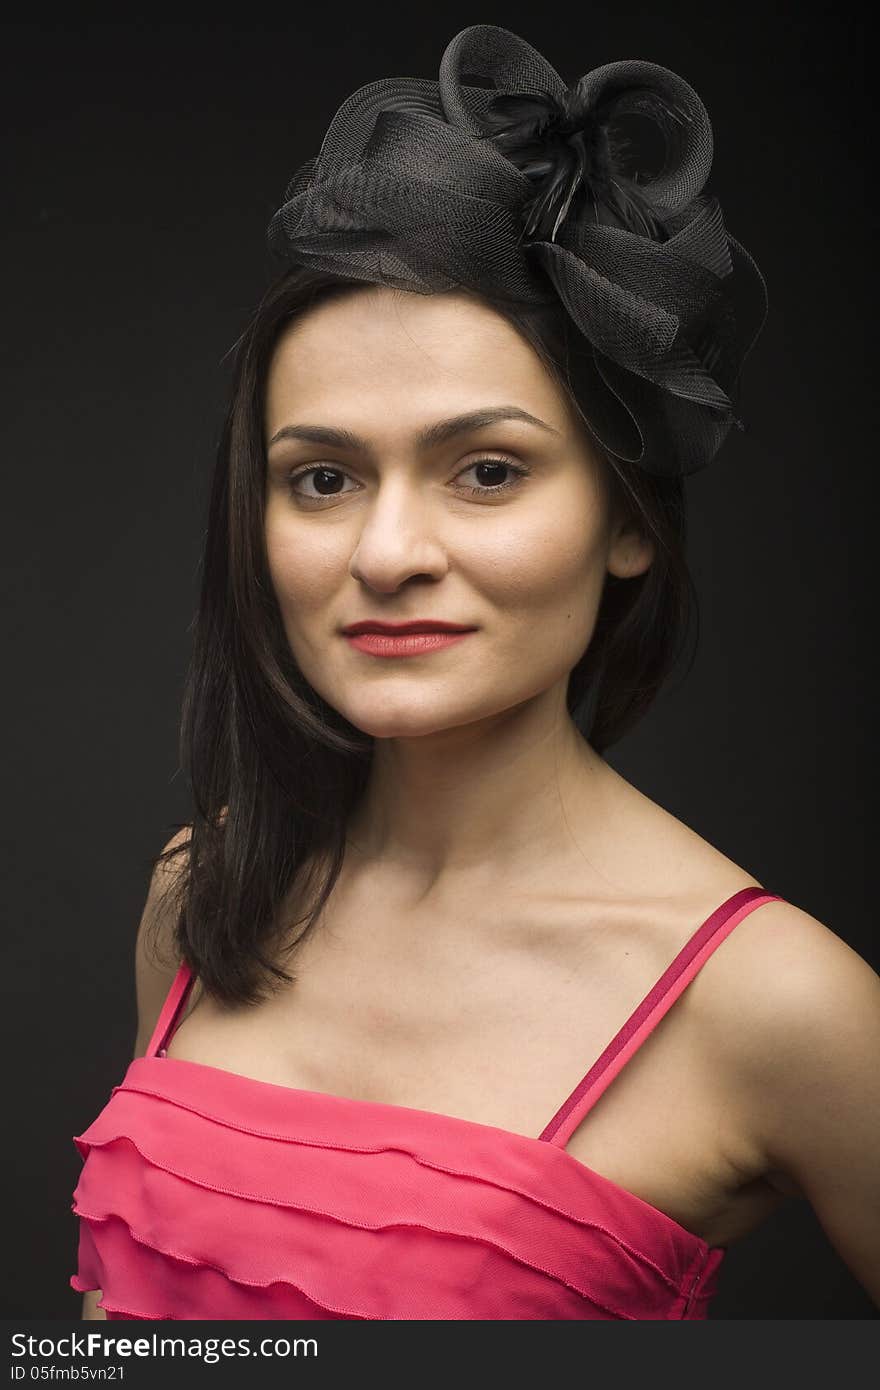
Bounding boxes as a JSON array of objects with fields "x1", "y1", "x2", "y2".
[
  {"x1": 71, "y1": 1217, "x2": 367, "y2": 1320},
  {"x1": 70, "y1": 1056, "x2": 723, "y2": 1320}
]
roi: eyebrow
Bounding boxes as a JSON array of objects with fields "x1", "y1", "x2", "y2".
[{"x1": 266, "y1": 406, "x2": 562, "y2": 452}]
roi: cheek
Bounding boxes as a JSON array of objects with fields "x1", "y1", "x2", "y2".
[
  {"x1": 265, "y1": 515, "x2": 338, "y2": 621},
  {"x1": 263, "y1": 515, "x2": 351, "y2": 684},
  {"x1": 465, "y1": 507, "x2": 607, "y2": 636}
]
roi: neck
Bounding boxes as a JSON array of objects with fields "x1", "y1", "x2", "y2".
[{"x1": 344, "y1": 686, "x2": 614, "y2": 897}]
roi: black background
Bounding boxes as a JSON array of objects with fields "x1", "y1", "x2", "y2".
[{"x1": 2, "y1": 6, "x2": 875, "y2": 1319}]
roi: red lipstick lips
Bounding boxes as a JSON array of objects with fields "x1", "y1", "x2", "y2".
[{"x1": 341, "y1": 619, "x2": 477, "y2": 658}]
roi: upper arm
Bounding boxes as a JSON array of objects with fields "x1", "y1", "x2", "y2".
[
  {"x1": 79, "y1": 826, "x2": 192, "y2": 1320},
  {"x1": 722, "y1": 902, "x2": 880, "y2": 1305},
  {"x1": 132, "y1": 825, "x2": 193, "y2": 1058}
]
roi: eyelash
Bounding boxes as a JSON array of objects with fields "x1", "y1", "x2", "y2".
[{"x1": 282, "y1": 456, "x2": 531, "y2": 505}]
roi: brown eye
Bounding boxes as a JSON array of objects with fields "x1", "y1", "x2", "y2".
[
  {"x1": 286, "y1": 467, "x2": 358, "y2": 500},
  {"x1": 454, "y1": 457, "x2": 530, "y2": 496}
]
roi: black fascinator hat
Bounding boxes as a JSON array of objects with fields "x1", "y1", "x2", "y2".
[{"x1": 268, "y1": 24, "x2": 768, "y2": 478}]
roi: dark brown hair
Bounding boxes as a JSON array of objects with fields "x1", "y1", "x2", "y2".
[{"x1": 148, "y1": 266, "x2": 697, "y2": 1005}]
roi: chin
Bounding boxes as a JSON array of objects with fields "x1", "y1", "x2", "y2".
[
  {"x1": 335, "y1": 690, "x2": 494, "y2": 741},
  {"x1": 343, "y1": 708, "x2": 463, "y2": 740}
]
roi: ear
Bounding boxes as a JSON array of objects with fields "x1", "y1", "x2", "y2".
[{"x1": 606, "y1": 517, "x2": 655, "y2": 580}]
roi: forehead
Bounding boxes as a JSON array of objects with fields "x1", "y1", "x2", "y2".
[{"x1": 264, "y1": 287, "x2": 572, "y2": 431}]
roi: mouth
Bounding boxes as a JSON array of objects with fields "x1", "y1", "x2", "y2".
[{"x1": 342, "y1": 627, "x2": 476, "y2": 659}]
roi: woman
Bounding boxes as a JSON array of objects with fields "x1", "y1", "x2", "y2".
[{"x1": 71, "y1": 25, "x2": 879, "y2": 1319}]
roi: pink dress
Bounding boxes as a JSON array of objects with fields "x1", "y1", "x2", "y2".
[{"x1": 70, "y1": 886, "x2": 782, "y2": 1319}]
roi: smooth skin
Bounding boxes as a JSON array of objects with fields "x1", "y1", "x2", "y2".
[{"x1": 82, "y1": 286, "x2": 879, "y2": 1315}]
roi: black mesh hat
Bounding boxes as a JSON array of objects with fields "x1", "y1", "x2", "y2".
[{"x1": 267, "y1": 24, "x2": 768, "y2": 478}]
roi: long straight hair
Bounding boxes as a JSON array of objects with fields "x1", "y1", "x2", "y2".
[{"x1": 148, "y1": 266, "x2": 698, "y2": 1005}]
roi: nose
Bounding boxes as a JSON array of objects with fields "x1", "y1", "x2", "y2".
[{"x1": 348, "y1": 478, "x2": 449, "y2": 592}]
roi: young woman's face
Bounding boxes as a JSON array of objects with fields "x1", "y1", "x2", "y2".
[{"x1": 263, "y1": 286, "x2": 651, "y2": 739}]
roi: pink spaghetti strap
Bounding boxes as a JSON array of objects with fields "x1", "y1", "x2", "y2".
[
  {"x1": 539, "y1": 887, "x2": 784, "y2": 1148},
  {"x1": 144, "y1": 960, "x2": 195, "y2": 1059}
]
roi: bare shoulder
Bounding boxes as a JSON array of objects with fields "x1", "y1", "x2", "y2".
[
  {"x1": 597, "y1": 772, "x2": 880, "y2": 1297},
  {"x1": 693, "y1": 896, "x2": 880, "y2": 1058},
  {"x1": 690, "y1": 897, "x2": 880, "y2": 1300},
  {"x1": 133, "y1": 824, "x2": 193, "y2": 1057},
  {"x1": 682, "y1": 893, "x2": 880, "y2": 1089}
]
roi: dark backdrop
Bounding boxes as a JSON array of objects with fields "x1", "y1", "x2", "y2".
[{"x1": 3, "y1": 7, "x2": 875, "y2": 1319}]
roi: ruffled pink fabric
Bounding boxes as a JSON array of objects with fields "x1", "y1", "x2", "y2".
[
  {"x1": 71, "y1": 1056, "x2": 722, "y2": 1320},
  {"x1": 71, "y1": 889, "x2": 783, "y2": 1319}
]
